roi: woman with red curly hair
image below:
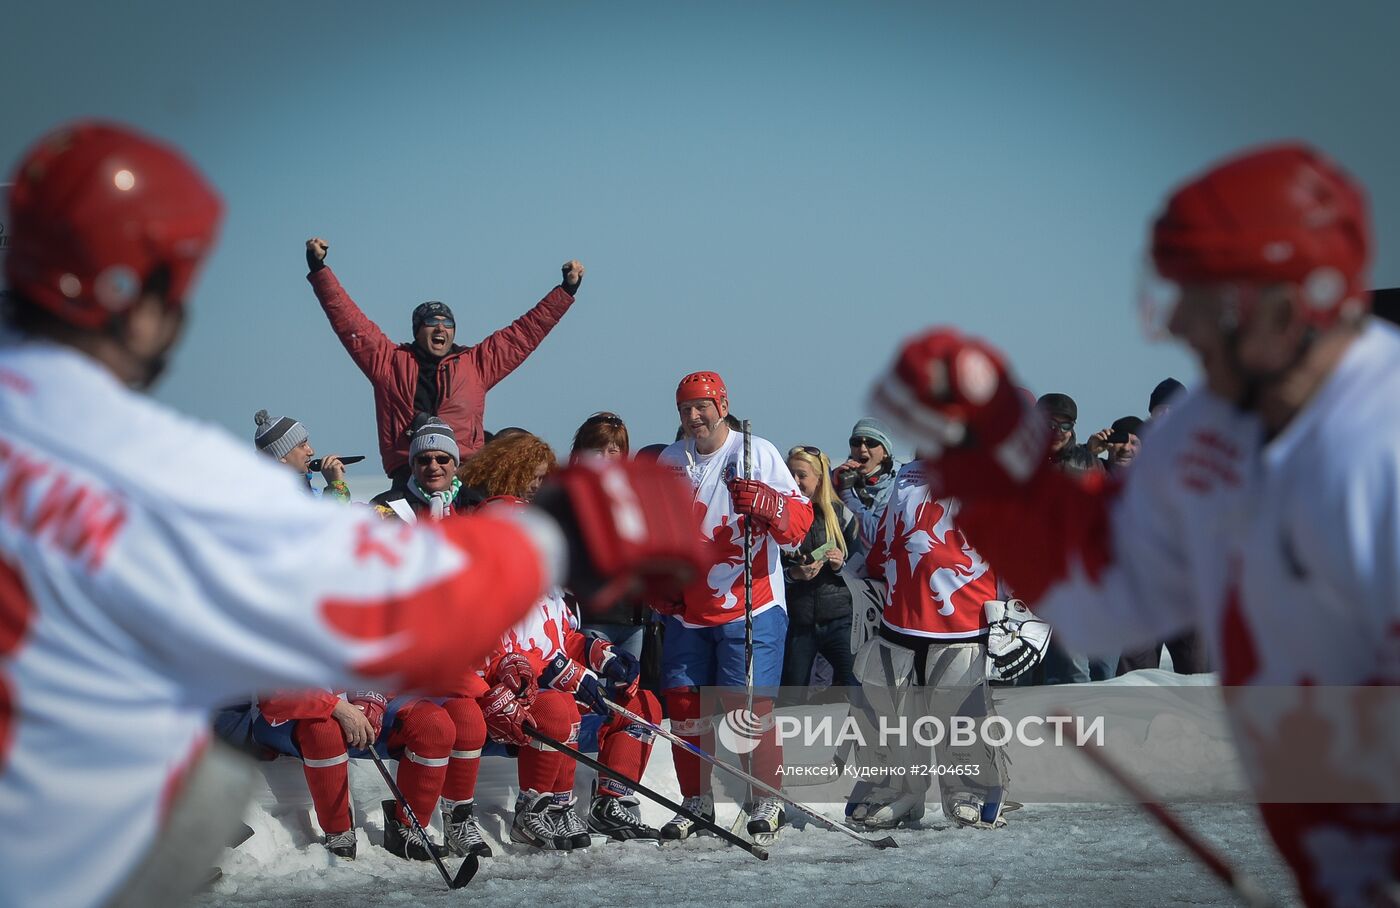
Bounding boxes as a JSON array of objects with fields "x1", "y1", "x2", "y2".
[{"x1": 456, "y1": 432, "x2": 558, "y2": 502}]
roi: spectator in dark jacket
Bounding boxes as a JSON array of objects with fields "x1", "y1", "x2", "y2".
[
  {"x1": 1036, "y1": 393, "x2": 1100, "y2": 475},
  {"x1": 371, "y1": 419, "x2": 479, "y2": 521},
  {"x1": 304, "y1": 237, "x2": 582, "y2": 484},
  {"x1": 1086, "y1": 415, "x2": 1145, "y2": 476},
  {"x1": 1148, "y1": 377, "x2": 1186, "y2": 421},
  {"x1": 782, "y1": 445, "x2": 859, "y2": 687}
]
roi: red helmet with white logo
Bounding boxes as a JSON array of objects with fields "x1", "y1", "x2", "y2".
[
  {"x1": 1149, "y1": 143, "x2": 1371, "y2": 330},
  {"x1": 676, "y1": 371, "x2": 728, "y2": 409},
  {"x1": 4, "y1": 120, "x2": 223, "y2": 329}
]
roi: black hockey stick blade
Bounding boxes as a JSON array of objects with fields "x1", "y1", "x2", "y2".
[
  {"x1": 367, "y1": 749, "x2": 476, "y2": 890},
  {"x1": 450, "y1": 854, "x2": 480, "y2": 888},
  {"x1": 867, "y1": 834, "x2": 899, "y2": 849}
]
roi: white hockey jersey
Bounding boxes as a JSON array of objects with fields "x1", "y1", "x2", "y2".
[
  {"x1": 659, "y1": 429, "x2": 809, "y2": 628},
  {"x1": 0, "y1": 340, "x2": 556, "y2": 907}
]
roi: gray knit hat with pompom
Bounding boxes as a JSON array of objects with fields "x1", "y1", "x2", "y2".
[{"x1": 253, "y1": 409, "x2": 308, "y2": 460}]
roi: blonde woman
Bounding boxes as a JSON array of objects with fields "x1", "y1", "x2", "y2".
[{"x1": 781, "y1": 445, "x2": 860, "y2": 686}]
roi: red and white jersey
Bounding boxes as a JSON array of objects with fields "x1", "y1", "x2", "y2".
[
  {"x1": 1037, "y1": 320, "x2": 1400, "y2": 688},
  {"x1": 498, "y1": 588, "x2": 582, "y2": 673},
  {"x1": 0, "y1": 341, "x2": 556, "y2": 908},
  {"x1": 865, "y1": 461, "x2": 996, "y2": 639},
  {"x1": 660, "y1": 430, "x2": 810, "y2": 628}
]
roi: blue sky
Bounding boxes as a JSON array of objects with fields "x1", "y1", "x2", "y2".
[{"x1": 4, "y1": 1, "x2": 1398, "y2": 492}]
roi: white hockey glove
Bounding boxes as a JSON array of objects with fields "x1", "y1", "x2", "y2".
[{"x1": 984, "y1": 598, "x2": 1051, "y2": 681}]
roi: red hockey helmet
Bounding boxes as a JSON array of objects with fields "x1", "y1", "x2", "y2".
[
  {"x1": 1146, "y1": 143, "x2": 1370, "y2": 333},
  {"x1": 4, "y1": 120, "x2": 223, "y2": 329},
  {"x1": 675, "y1": 371, "x2": 728, "y2": 409}
]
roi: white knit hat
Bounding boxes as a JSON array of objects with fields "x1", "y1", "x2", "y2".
[{"x1": 253, "y1": 409, "x2": 308, "y2": 460}]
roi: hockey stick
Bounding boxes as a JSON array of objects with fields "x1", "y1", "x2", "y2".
[
  {"x1": 1053, "y1": 710, "x2": 1274, "y2": 908},
  {"x1": 740, "y1": 419, "x2": 756, "y2": 820},
  {"x1": 521, "y1": 723, "x2": 769, "y2": 861},
  {"x1": 605, "y1": 699, "x2": 899, "y2": 850},
  {"x1": 366, "y1": 747, "x2": 479, "y2": 889},
  {"x1": 741, "y1": 419, "x2": 755, "y2": 703}
]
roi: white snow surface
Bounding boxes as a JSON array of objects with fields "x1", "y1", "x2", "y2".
[{"x1": 197, "y1": 735, "x2": 1301, "y2": 907}]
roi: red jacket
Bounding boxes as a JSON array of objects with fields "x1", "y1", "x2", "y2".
[{"x1": 308, "y1": 267, "x2": 576, "y2": 475}]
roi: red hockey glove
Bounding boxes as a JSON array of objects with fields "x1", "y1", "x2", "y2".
[
  {"x1": 480, "y1": 681, "x2": 532, "y2": 747},
  {"x1": 727, "y1": 478, "x2": 789, "y2": 536},
  {"x1": 533, "y1": 460, "x2": 707, "y2": 615},
  {"x1": 540, "y1": 651, "x2": 611, "y2": 716},
  {"x1": 868, "y1": 327, "x2": 1049, "y2": 498},
  {"x1": 347, "y1": 691, "x2": 388, "y2": 740},
  {"x1": 487, "y1": 652, "x2": 537, "y2": 701}
]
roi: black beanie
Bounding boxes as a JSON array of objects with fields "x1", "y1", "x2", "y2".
[
  {"x1": 1149, "y1": 378, "x2": 1186, "y2": 413},
  {"x1": 412, "y1": 300, "x2": 455, "y2": 333},
  {"x1": 1036, "y1": 393, "x2": 1077, "y2": 421}
]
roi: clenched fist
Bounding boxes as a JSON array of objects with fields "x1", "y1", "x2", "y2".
[
  {"x1": 561, "y1": 259, "x2": 585, "y2": 295},
  {"x1": 306, "y1": 237, "x2": 329, "y2": 272}
]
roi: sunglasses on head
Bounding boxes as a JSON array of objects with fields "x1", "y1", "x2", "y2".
[
  {"x1": 585, "y1": 412, "x2": 625, "y2": 427},
  {"x1": 849, "y1": 436, "x2": 883, "y2": 449},
  {"x1": 415, "y1": 454, "x2": 454, "y2": 467},
  {"x1": 1048, "y1": 419, "x2": 1074, "y2": 433},
  {"x1": 789, "y1": 445, "x2": 823, "y2": 458}
]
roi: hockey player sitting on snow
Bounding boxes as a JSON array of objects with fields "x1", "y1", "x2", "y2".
[
  {"x1": 832, "y1": 417, "x2": 903, "y2": 549},
  {"x1": 219, "y1": 690, "x2": 482, "y2": 862},
  {"x1": 845, "y1": 460, "x2": 1009, "y2": 829},
  {"x1": 0, "y1": 121, "x2": 707, "y2": 908},
  {"x1": 487, "y1": 575, "x2": 664, "y2": 848},
  {"x1": 371, "y1": 418, "x2": 480, "y2": 520},
  {"x1": 657, "y1": 371, "x2": 814, "y2": 841},
  {"x1": 253, "y1": 408, "x2": 351, "y2": 501},
  {"x1": 869, "y1": 144, "x2": 1400, "y2": 907},
  {"x1": 304, "y1": 235, "x2": 582, "y2": 488}
]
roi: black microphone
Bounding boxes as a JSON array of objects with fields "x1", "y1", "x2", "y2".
[{"x1": 308, "y1": 455, "x2": 365, "y2": 473}]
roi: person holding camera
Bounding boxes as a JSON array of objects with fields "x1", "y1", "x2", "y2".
[
  {"x1": 832, "y1": 417, "x2": 903, "y2": 549},
  {"x1": 253, "y1": 409, "x2": 351, "y2": 501},
  {"x1": 1086, "y1": 415, "x2": 1145, "y2": 476},
  {"x1": 782, "y1": 445, "x2": 859, "y2": 687}
]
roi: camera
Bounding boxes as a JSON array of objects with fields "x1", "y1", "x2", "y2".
[{"x1": 1106, "y1": 430, "x2": 1131, "y2": 445}]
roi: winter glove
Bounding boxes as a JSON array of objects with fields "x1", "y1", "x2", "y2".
[
  {"x1": 585, "y1": 632, "x2": 641, "y2": 695},
  {"x1": 984, "y1": 599, "x2": 1052, "y2": 681},
  {"x1": 540, "y1": 650, "x2": 611, "y2": 716},
  {"x1": 480, "y1": 681, "x2": 532, "y2": 747},
  {"x1": 306, "y1": 237, "x2": 328, "y2": 273},
  {"x1": 347, "y1": 691, "x2": 387, "y2": 740},
  {"x1": 530, "y1": 459, "x2": 707, "y2": 615},
  {"x1": 561, "y1": 259, "x2": 585, "y2": 295},
  {"x1": 727, "y1": 478, "x2": 790, "y2": 537},
  {"x1": 488, "y1": 652, "x2": 537, "y2": 701}
]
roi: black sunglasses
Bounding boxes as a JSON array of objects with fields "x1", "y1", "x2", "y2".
[
  {"x1": 585, "y1": 412, "x2": 625, "y2": 427},
  {"x1": 415, "y1": 454, "x2": 454, "y2": 467},
  {"x1": 849, "y1": 436, "x2": 883, "y2": 449},
  {"x1": 1048, "y1": 419, "x2": 1075, "y2": 433},
  {"x1": 789, "y1": 445, "x2": 823, "y2": 458}
]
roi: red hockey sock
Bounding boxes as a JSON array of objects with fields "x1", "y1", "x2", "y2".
[
  {"x1": 293, "y1": 716, "x2": 352, "y2": 835},
  {"x1": 665, "y1": 688, "x2": 713, "y2": 798},
  {"x1": 740, "y1": 695, "x2": 783, "y2": 790},
  {"x1": 387, "y1": 701, "x2": 453, "y2": 825},
  {"x1": 440, "y1": 697, "x2": 486, "y2": 803},
  {"x1": 597, "y1": 688, "x2": 661, "y2": 798},
  {"x1": 518, "y1": 689, "x2": 578, "y2": 796}
]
